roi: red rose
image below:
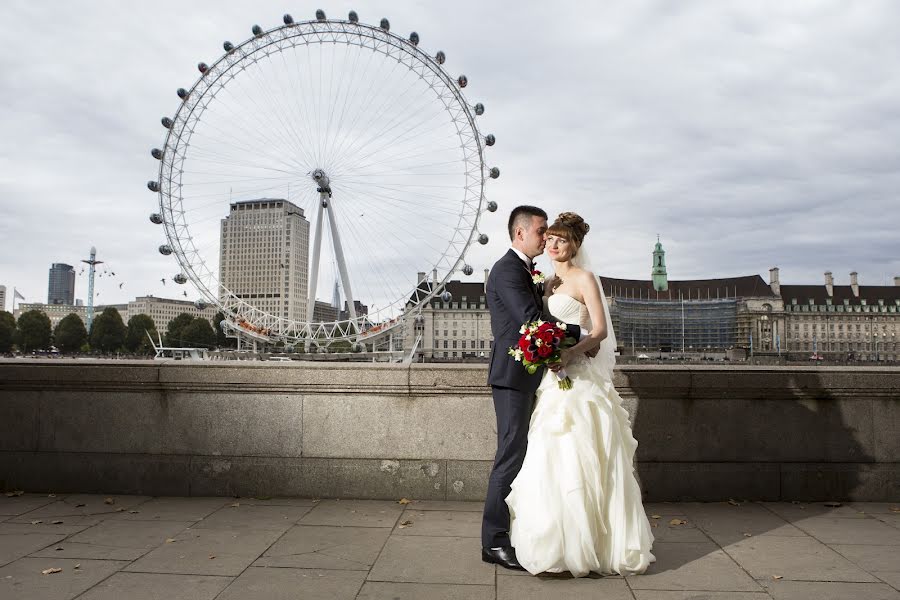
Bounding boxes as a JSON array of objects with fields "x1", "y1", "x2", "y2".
[
  {"x1": 518, "y1": 336, "x2": 530, "y2": 351},
  {"x1": 523, "y1": 349, "x2": 538, "y2": 363},
  {"x1": 537, "y1": 344, "x2": 552, "y2": 358}
]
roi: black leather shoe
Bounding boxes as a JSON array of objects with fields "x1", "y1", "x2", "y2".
[{"x1": 482, "y1": 546, "x2": 525, "y2": 571}]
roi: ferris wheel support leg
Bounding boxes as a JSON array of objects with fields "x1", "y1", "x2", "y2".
[
  {"x1": 324, "y1": 200, "x2": 359, "y2": 329},
  {"x1": 306, "y1": 197, "x2": 327, "y2": 351}
]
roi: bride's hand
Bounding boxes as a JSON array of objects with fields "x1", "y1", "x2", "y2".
[{"x1": 557, "y1": 348, "x2": 573, "y2": 369}]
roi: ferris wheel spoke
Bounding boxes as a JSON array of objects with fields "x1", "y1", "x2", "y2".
[
  {"x1": 337, "y1": 181, "x2": 462, "y2": 217},
  {"x1": 320, "y1": 40, "x2": 376, "y2": 169}
]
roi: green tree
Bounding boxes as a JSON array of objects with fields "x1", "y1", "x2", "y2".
[
  {"x1": 16, "y1": 310, "x2": 52, "y2": 352},
  {"x1": 89, "y1": 307, "x2": 126, "y2": 353},
  {"x1": 125, "y1": 314, "x2": 158, "y2": 354},
  {"x1": 165, "y1": 313, "x2": 195, "y2": 347},
  {"x1": 0, "y1": 311, "x2": 16, "y2": 353},
  {"x1": 180, "y1": 318, "x2": 216, "y2": 348},
  {"x1": 53, "y1": 313, "x2": 87, "y2": 353}
]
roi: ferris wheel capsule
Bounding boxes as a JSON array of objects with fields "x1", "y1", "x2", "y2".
[
  {"x1": 252, "y1": 25, "x2": 263, "y2": 37},
  {"x1": 223, "y1": 41, "x2": 234, "y2": 53},
  {"x1": 485, "y1": 134, "x2": 495, "y2": 146},
  {"x1": 161, "y1": 117, "x2": 174, "y2": 129},
  {"x1": 462, "y1": 264, "x2": 474, "y2": 276},
  {"x1": 173, "y1": 274, "x2": 188, "y2": 285},
  {"x1": 147, "y1": 180, "x2": 160, "y2": 192},
  {"x1": 487, "y1": 201, "x2": 498, "y2": 212},
  {"x1": 176, "y1": 88, "x2": 188, "y2": 100},
  {"x1": 316, "y1": 9, "x2": 326, "y2": 21},
  {"x1": 409, "y1": 32, "x2": 419, "y2": 46},
  {"x1": 490, "y1": 167, "x2": 500, "y2": 179},
  {"x1": 194, "y1": 299, "x2": 207, "y2": 310},
  {"x1": 348, "y1": 10, "x2": 359, "y2": 23},
  {"x1": 283, "y1": 14, "x2": 294, "y2": 25},
  {"x1": 380, "y1": 18, "x2": 390, "y2": 31},
  {"x1": 440, "y1": 290, "x2": 452, "y2": 303},
  {"x1": 435, "y1": 50, "x2": 446, "y2": 64},
  {"x1": 158, "y1": 245, "x2": 173, "y2": 256},
  {"x1": 149, "y1": 213, "x2": 163, "y2": 224},
  {"x1": 197, "y1": 62, "x2": 209, "y2": 74},
  {"x1": 474, "y1": 103, "x2": 485, "y2": 116},
  {"x1": 458, "y1": 75, "x2": 468, "y2": 88},
  {"x1": 151, "y1": 148, "x2": 163, "y2": 160},
  {"x1": 478, "y1": 234, "x2": 489, "y2": 245}
]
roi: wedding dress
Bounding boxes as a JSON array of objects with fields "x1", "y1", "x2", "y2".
[{"x1": 506, "y1": 291, "x2": 656, "y2": 577}]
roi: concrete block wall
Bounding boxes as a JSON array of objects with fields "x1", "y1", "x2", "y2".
[{"x1": 0, "y1": 360, "x2": 897, "y2": 501}]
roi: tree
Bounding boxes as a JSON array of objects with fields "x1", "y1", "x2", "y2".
[
  {"x1": 125, "y1": 314, "x2": 157, "y2": 354},
  {"x1": 16, "y1": 310, "x2": 52, "y2": 352},
  {"x1": 89, "y1": 307, "x2": 126, "y2": 353},
  {"x1": 213, "y1": 311, "x2": 235, "y2": 348},
  {"x1": 180, "y1": 318, "x2": 216, "y2": 348},
  {"x1": 54, "y1": 313, "x2": 87, "y2": 353},
  {"x1": 165, "y1": 313, "x2": 196, "y2": 347},
  {"x1": 0, "y1": 311, "x2": 16, "y2": 353}
]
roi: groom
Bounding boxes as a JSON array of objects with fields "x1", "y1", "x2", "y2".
[{"x1": 481, "y1": 205, "x2": 583, "y2": 570}]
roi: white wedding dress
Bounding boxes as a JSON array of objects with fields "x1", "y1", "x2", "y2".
[{"x1": 506, "y1": 292, "x2": 656, "y2": 577}]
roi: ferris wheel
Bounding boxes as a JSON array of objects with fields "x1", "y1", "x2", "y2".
[{"x1": 147, "y1": 10, "x2": 499, "y2": 346}]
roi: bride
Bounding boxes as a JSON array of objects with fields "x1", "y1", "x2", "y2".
[{"x1": 505, "y1": 212, "x2": 656, "y2": 577}]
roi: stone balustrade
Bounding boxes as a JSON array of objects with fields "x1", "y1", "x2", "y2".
[{"x1": 0, "y1": 360, "x2": 897, "y2": 501}]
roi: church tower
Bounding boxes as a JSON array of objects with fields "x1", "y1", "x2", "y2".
[{"x1": 651, "y1": 236, "x2": 668, "y2": 292}]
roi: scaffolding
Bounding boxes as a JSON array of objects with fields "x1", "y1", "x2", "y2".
[{"x1": 610, "y1": 297, "x2": 738, "y2": 353}]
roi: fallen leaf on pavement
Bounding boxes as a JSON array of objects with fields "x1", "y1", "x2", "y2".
[
  {"x1": 398, "y1": 498, "x2": 412, "y2": 505},
  {"x1": 128, "y1": 511, "x2": 139, "y2": 514},
  {"x1": 116, "y1": 508, "x2": 126, "y2": 512},
  {"x1": 727, "y1": 499, "x2": 741, "y2": 506},
  {"x1": 669, "y1": 519, "x2": 687, "y2": 526},
  {"x1": 54, "y1": 547, "x2": 64, "y2": 551},
  {"x1": 41, "y1": 568, "x2": 62, "y2": 575},
  {"x1": 74, "y1": 564, "x2": 80, "y2": 569},
  {"x1": 889, "y1": 506, "x2": 900, "y2": 513},
  {"x1": 31, "y1": 520, "x2": 43, "y2": 525},
  {"x1": 650, "y1": 515, "x2": 661, "y2": 519},
  {"x1": 75, "y1": 503, "x2": 86, "y2": 508},
  {"x1": 743, "y1": 533, "x2": 752, "y2": 537},
  {"x1": 398, "y1": 520, "x2": 413, "y2": 529},
  {"x1": 230, "y1": 502, "x2": 240, "y2": 508},
  {"x1": 104, "y1": 498, "x2": 114, "y2": 505},
  {"x1": 48, "y1": 494, "x2": 56, "y2": 498},
  {"x1": 209, "y1": 555, "x2": 216, "y2": 560},
  {"x1": 772, "y1": 575, "x2": 783, "y2": 580},
  {"x1": 165, "y1": 539, "x2": 176, "y2": 543},
  {"x1": 5, "y1": 490, "x2": 24, "y2": 497},
  {"x1": 824, "y1": 502, "x2": 842, "y2": 508},
  {"x1": 51, "y1": 520, "x2": 63, "y2": 525}
]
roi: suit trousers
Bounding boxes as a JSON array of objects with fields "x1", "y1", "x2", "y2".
[{"x1": 481, "y1": 384, "x2": 534, "y2": 548}]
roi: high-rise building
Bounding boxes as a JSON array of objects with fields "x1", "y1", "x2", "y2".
[
  {"x1": 0, "y1": 285, "x2": 6, "y2": 312},
  {"x1": 48, "y1": 263, "x2": 75, "y2": 305},
  {"x1": 219, "y1": 199, "x2": 310, "y2": 323}
]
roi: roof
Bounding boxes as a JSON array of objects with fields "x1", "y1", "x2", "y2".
[
  {"x1": 407, "y1": 279, "x2": 487, "y2": 307},
  {"x1": 600, "y1": 275, "x2": 777, "y2": 301},
  {"x1": 780, "y1": 284, "x2": 900, "y2": 306}
]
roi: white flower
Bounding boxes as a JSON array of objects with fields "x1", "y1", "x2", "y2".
[
  {"x1": 534, "y1": 338, "x2": 543, "y2": 347},
  {"x1": 556, "y1": 322, "x2": 566, "y2": 330},
  {"x1": 519, "y1": 324, "x2": 527, "y2": 334},
  {"x1": 512, "y1": 348, "x2": 524, "y2": 362},
  {"x1": 536, "y1": 320, "x2": 545, "y2": 327}
]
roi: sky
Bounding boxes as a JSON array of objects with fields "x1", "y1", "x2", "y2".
[{"x1": 2, "y1": 0, "x2": 899, "y2": 314}]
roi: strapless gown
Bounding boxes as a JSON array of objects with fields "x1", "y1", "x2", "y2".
[{"x1": 506, "y1": 293, "x2": 656, "y2": 577}]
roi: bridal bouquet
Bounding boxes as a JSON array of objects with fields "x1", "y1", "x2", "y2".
[{"x1": 508, "y1": 320, "x2": 575, "y2": 390}]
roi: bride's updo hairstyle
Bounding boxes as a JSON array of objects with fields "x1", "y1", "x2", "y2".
[{"x1": 547, "y1": 212, "x2": 590, "y2": 255}]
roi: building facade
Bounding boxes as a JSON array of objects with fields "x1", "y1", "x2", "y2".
[
  {"x1": 127, "y1": 296, "x2": 218, "y2": 336},
  {"x1": 779, "y1": 271, "x2": 900, "y2": 362},
  {"x1": 47, "y1": 263, "x2": 75, "y2": 305},
  {"x1": 219, "y1": 199, "x2": 310, "y2": 324},
  {"x1": 0, "y1": 285, "x2": 6, "y2": 313}
]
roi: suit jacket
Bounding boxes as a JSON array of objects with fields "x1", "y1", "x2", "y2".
[{"x1": 486, "y1": 249, "x2": 581, "y2": 392}]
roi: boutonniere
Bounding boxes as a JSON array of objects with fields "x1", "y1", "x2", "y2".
[{"x1": 531, "y1": 269, "x2": 545, "y2": 285}]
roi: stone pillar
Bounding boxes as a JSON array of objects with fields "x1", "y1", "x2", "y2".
[
  {"x1": 850, "y1": 272, "x2": 859, "y2": 297},
  {"x1": 769, "y1": 267, "x2": 780, "y2": 295},
  {"x1": 825, "y1": 271, "x2": 834, "y2": 297}
]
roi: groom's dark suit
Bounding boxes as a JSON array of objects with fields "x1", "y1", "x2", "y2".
[{"x1": 482, "y1": 248, "x2": 581, "y2": 549}]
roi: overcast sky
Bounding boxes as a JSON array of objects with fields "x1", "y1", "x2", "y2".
[{"x1": 2, "y1": 0, "x2": 899, "y2": 312}]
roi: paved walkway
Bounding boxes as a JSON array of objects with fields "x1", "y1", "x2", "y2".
[{"x1": 1, "y1": 494, "x2": 898, "y2": 599}]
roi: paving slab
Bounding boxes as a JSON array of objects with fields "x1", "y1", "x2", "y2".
[
  {"x1": 644, "y1": 503, "x2": 692, "y2": 516},
  {"x1": 0, "y1": 557, "x2": 126, "y2": 600},
  {"x1": 830, "y1": 544, "x2": 900, "y2": 572},
  {"x1": 680, "y1": 502, "x2": 807, "y2": 546},
  {"x1": 875, "y1": 571, "x2": 900, "y2": 591},
  {"x1": 645, "y1": 515, "x2": 711, "y2": 543},
  {"x1": 394, "y1": 509, "x2": 481, "y2": 537},
  {"x1": 215, "y1": 566, "x2": 367, "y2": 600},
  {"x1": 0, "y1": 494, "x2": 58, "y2": 516},
  {"x1": 123, "y1": 527, "x2": 282, "y2": 576},
  {"x1": 75, "y1": 572, "x2": 232, "y2": 600},
  {"x1": 1, "y1": 532, "x2": 67, "y2": 567},
  {"x1": 233, "y1": 496, "x2": 319, "y2": 507},
  {"x1": 368, "y1": 535, "x2": 495, "y2": 585},
  {"x1": 254, "y1": 525, "x2": 391, "y2": 570},
  {"x1": 29, "y1": 520, "x2": 192, "y2": 561},
  {"x1": 109, "y1": 497, "x2": 229, "y2": 521},
  {"x1": 874, "y1": 514, "x2": 900, "y2": 529},
  {"x1": 626, "y1": 542, "x2": 762, "y2": 592},
  {"x1": 498, "y1": 573, "x2": 633, "y2": 599},
  {"x1": 299, "y1": 500, "x2": 404, "y2": 528},
  {"x1": 721, "y1": 535, "x2": 880, "y2": 582},
  {"x1": 762, "y1": 501, "x2": 865, "y2": 520},
  {"x1": 403, "y1": 500, "x2": 485, "y2": 512},
  {"x1": 357, "y1": 581, "x2": 494, "y2": 599},
  {"x1": 0, "y1": 519, "x2": 100, "y2": 535},
  {"x1": 792, "y1": 516, "x2": 900, "y2": 545},
  {"x1": 192, "y1": 504, "x2": 312, "y2": 531},
  {"x1": 760, "y1": 579, "x2": 900, "y2": 599},
  {"x1": 13, "y1": 495, "x2": 150, "y2": 519},
  {"x1": 849, "y1": 503, "x2": 900, "y2": 515},
  {"x1": 633, "y1": 592, "x2": 768, "y2": 600}
]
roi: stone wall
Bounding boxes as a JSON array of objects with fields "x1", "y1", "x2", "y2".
[{"x1": 0, "y1": 360, "x2": 897, "y2": 501}]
